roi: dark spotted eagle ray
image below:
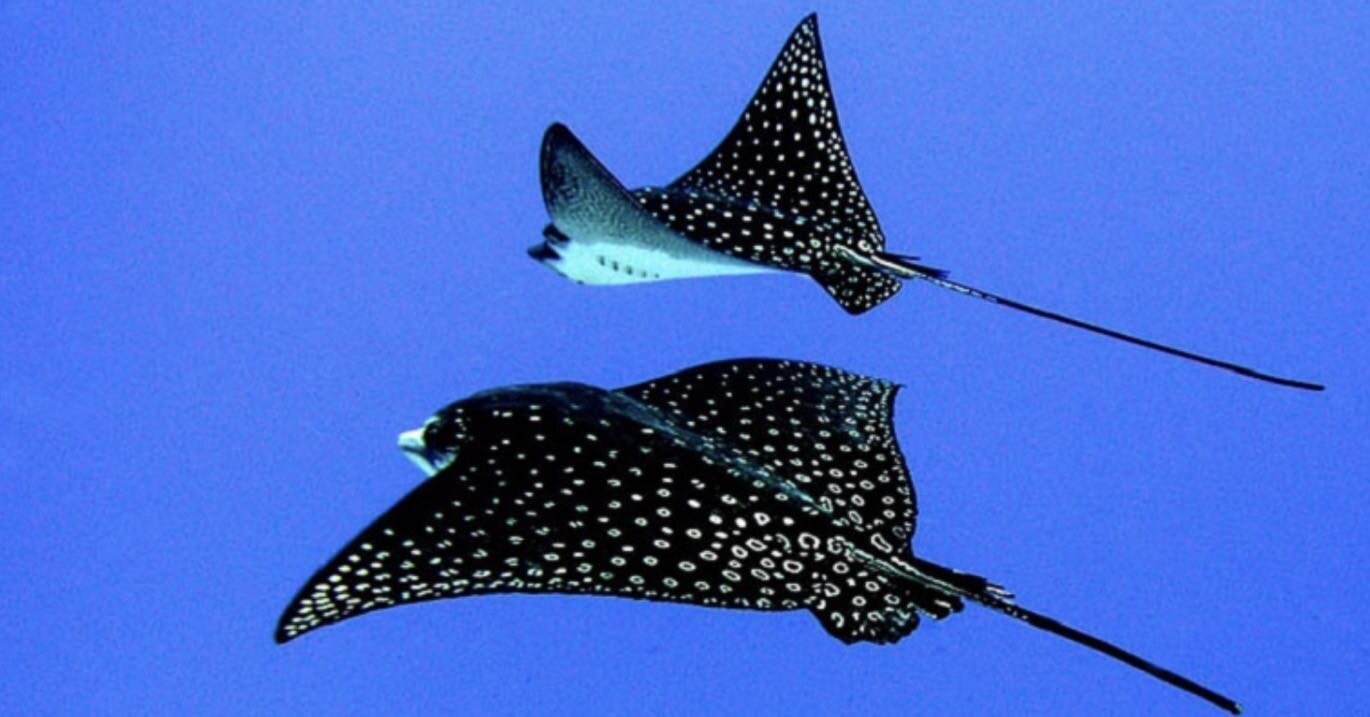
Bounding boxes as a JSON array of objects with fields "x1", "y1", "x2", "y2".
[
  {"x1": 529, "y1": 13, "x2": 1321, "y2": 392},
  {"x1": 276, "y1": 359, "x2": 1239, "y2": 713}
]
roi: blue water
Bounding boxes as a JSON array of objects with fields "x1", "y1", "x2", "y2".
[{"x1": 4, "y1": 4, "x2": 1366, "y2": 715}]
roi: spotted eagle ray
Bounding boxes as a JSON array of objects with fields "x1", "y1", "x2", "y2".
[
  {"x1": 529, "y1": 14, "x2": 1320, "y2": 392},
  {"x1": 276, "y1": 359, "x2": 1239, "y2": 713}
]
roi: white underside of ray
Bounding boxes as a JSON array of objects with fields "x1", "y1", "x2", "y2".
[
  {"x1": 535, "y1": 125, "x2": 774, "y2": 285},
  {"x1": 545, "y1": 221, "x2": 771, "y2": 285}
]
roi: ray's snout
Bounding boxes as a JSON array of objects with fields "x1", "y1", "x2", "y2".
[
  {"x1": 398, "y1": 428, "x2": 443, "y2": 476},
  {"x1": 527, "y1": 242, "x2": 559, "y2": 262},
  {"x1": 528, "y1": 224, "x2": 568, "y2": 264}
]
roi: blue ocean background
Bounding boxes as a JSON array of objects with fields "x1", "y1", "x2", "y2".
[{"x1": 3, "y1": 3, "x2": 1366, "y2": 714}]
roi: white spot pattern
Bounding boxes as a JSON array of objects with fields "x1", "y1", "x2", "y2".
[
  {"x1": 634, "y1": 15, "x2": 903, "y2": 313},
  {"x1": 276, "y1": 360, "x2": 941, "y2": 646}
]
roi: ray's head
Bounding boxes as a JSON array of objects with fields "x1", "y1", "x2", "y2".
[
  {"x1": 396, "y1": 405, "x2": 469, "y2": 477},
  {"x1": 397, "y1": 383, "x2": 602, "y2": 476}
]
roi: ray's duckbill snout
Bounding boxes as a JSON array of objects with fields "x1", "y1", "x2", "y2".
[{"x1": 527, "y1": 228, "x2": 563, "y2": 262}]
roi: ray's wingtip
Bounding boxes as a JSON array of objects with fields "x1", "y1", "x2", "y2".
[
  {"x1": 274, "y1": 617, "x2": 313, "y2": 645},
  {"x1": 543, "y1": 121, "x2": 570, "y2": 138},
  {"x1": 274, "y1": 610, "x2": 305, "y2": 644},
  {"x1": 541, "y1": 122, "x2": 572, "y2": 151},
  {"x1": 794, "y1": 13, "x2": 820, "y2": 36},
  {"x1": 542, "y1": 122, "x2": 582, "y2": 154}
]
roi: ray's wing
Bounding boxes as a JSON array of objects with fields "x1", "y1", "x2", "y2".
[
  {"x1": 540, "y1": 123, "x2": 658, "y2": 245},
  {"x1": 668, "y1": 15, "x2": 888, "y2": 256},
  {"x1": 618, "y1": 358, "x2": 917, "y2": 558},
  {"x1": 276, "y1": 386, "x2": 820, "y2": 643}
]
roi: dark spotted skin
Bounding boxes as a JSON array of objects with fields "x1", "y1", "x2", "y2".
[
  {"x1": 663, "y1": 17, "x2": 885, "y2": 249},
  {"x1": 631, "y1": 15, "x2": 903, "y2": 313},
  {"x1": 276, "y1": 359, "x2": 1242, "y2": 712},
  {"x1": 276, "y1": 360, "x2": 952, "y2": 645},
  {"x1": 530, "y1": 15, "x2": 914, "y2": 311},
  {"x1": 534, "y1": 11, "x2": 1319, "y2": 391},
  {"x1": 640, "y1": 16, "x2": 901, "y2": 312},
  {"x1": 631, "y1": 186, "x2": 901, "y2": 313}
]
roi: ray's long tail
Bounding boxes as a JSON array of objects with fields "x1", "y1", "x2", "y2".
[
  {"x1": 898, "y1": 556, "x2": 1242, "y2": 714},
  {"x1": 849, "y1": 248, "x2": 1322, "y2": 391}
]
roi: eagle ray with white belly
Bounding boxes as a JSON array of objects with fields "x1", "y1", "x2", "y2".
[
  {"x1": 529, "y1": 13, "x2": 1320, "y2": 392},
  {"x1": 276, "y1": 359, "x2": 1240, "y2": 714}
]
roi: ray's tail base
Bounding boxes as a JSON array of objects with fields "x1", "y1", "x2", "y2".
[
  {"x1": 862, "y1": 250, "x2": 1323, "y2": 392},
  {"x1": 876, "y1": 252, "x2": 947, "y2": 279},
  {"x1": 901, "y1": 557, "x2": 1241, "y2": 715}
]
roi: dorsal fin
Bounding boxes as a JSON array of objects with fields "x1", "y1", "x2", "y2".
[
  {"x1": 618, "y1": 358, "x2": 917, "y2": 556},
  {"x1": 668, "y1": 14, "x2": 889, "y2": 255}
]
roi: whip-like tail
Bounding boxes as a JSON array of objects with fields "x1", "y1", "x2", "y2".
[
  {"x1": 844, "y1": 247, "x2": 1322, "y2": 391},
  {"x1": 874, "y1": 552, "x2": 1243, "y2": 714}
]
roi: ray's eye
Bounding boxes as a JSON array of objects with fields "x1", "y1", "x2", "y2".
[{"x1": 423, "y1": 421, "x2": 457, "y2": 453}]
